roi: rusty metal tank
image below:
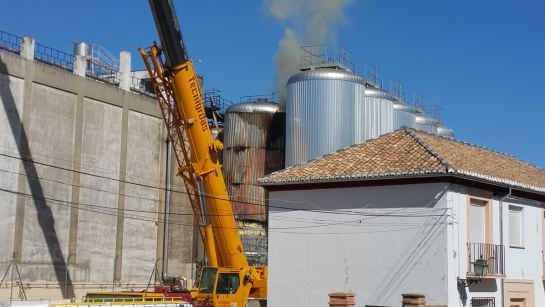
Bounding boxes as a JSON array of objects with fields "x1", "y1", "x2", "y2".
[{"x1": 222, "y1": 100, "x2": 285, "y2": 221}]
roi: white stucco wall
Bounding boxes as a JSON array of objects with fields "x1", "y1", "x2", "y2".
[
  {"x1": 268, "y1": 182, "x2": 450, "y2": 307},
  {"x1": 447, "y1": 186, "x2": 502, "y2": 306},
  {"x1": 447, "y1": 185, "x2": 544, "y2": 307},
  {"x1": 503, "y1": 197, "x2": 544, "y2": 306}
]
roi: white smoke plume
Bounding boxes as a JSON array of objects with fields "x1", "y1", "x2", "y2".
[{"x1": 267, "y1": 0, "x2": 355, "y2": 100}]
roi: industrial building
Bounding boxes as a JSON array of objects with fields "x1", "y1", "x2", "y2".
[{"x1": 0, "y1": 33, "x2": 197, "y2": 300}]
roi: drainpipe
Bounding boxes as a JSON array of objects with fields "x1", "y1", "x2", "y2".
[
  {"x1": 498, "y1": 187, "x2": 512, "y2": 307},
  {"x1": 162, "y1": 131, "x2": 173, "y2": 280}
]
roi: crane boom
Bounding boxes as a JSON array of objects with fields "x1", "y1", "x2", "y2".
[
  {"x1": 146, "y1": 0, "x2": 247, "y2": 270},
  {"x1": 140, "y1": 0, "x2": 267, "y2": 306}
]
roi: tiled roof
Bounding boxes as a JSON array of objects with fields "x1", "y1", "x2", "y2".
[{"x1": 258, "y1": 129, "x2": 545, "y2": 194}]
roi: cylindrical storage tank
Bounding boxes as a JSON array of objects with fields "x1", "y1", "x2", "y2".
[
  {"x1": 286, "y1": 68, "x2": 365, "y2": 166},
  {"x1": 73, "y1": 42, "x2": 91, "y2": 57},
  {"x1": 415, "y1": 110, "x2": 439, "y2": 134},
  {"x1": 223, "y1": 101, "x2": 285, "y2": 221},
  {"x1": 223, "y1": 101, "x2": 284, "y2": 266},
  {"x1": 393, "y1": 101, "x2": 418, "y2": 130},
  {"x1": 437, "y1": 124, "x2": 454, "y2": 138},
  {"x1": 360, "y1": 86, "x2": 394, "y2": 141}
]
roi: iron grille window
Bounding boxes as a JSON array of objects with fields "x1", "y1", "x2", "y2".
[{"x1": 471, "y1": 297, "x2": 495, "y2": 307}]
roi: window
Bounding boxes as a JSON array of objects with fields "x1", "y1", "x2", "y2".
[
  {"x1": 469, "y1": 199, "x2": 488, "y2": 243},
  {"x1": 215, "y1": 273, "x2": 240, "y2": 294},
  {"x1": 198, "y1": 268, "x2": 218, "y2": 294},
  {"x1": 509, "y1": 206, "x2": 524, "y2": 248}
]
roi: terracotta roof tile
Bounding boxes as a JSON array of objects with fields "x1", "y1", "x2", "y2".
[{"x1": 259, "y1": 129, "x2": 545, "y2": 194}]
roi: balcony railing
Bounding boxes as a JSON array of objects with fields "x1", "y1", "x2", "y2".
[
  {"x1": 467, "y1": 243, "x2": 504, "y2": 276},
  {"x1": 471, "y1": 297, "x2": 495, "y2": 307}
]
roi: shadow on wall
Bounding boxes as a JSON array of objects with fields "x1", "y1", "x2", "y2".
[
  {"x1": 366, "y1": 188, "x2": 449, "y2": 306},
  {"x1": 0, "y1": 57, "x2": 75, "y2": 298}
]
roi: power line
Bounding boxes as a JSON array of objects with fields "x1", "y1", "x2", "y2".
[
  {"x1": 0, "y1": 143, "x2": 164, "y2": 185},
  {"x1": 0, "y1": 186, "x2": 449, "y2": 231},
  {"x1": 0, "y1": 167, "x2": 263, "y2": 218},
  {"x1": 0, "y1": 151, "x2": 452, "y2": 225}
]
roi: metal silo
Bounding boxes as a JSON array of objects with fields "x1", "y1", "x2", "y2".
[
  {"x1": 222, "y1": 99, "x2": 285, "y2": 265},
  {"x1": 437, "y1": 124, "x2": 455, "y2": 138},
  {"x1": 359, "y1": 86, "x2": 394, "y2": 142},
  {"x1": 286, "y1": 68, "x2": 366, "y2": 166},
  {"x1": 415, "y1": 110, "x2": 439, "y2": 134},
  {"x1": 393, "y1": 100, "x2": 418, "y2": 130}
]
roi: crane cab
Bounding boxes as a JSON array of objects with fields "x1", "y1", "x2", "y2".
[{"x1": 192, "y1": 267, "x2": 248, "y2": 307}]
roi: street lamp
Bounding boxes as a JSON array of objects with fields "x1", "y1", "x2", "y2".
[{"x1": 458, "y1": 256, "x2": 489, "y2": 288}]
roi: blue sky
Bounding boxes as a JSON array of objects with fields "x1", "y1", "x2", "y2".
[{"x1": 2, "y1": 1, "x2": 544, "y2": 168}]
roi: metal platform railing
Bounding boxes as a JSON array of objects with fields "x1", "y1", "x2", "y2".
[
  {"x1": 239, "y1": 93, "x2": 279, "y2": 104},
  {"x1": 34, "y1": 42, "x2": 75, "y2": 71},
  {"x1": 0, "y1": 30, "x2": 22, "y2": 54},
  {"x1": 301, "y1": 43, "x2": 354, "y2": 71},
  {"x1": 86, "y1": 60, "x2": 121, "y2": 85}
]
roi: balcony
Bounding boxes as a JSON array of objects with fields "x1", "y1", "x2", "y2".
[{"x1": 467, "y1": 243, "x2": 505, "y2": 277}]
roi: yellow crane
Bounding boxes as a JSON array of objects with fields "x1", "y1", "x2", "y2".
[{"x1": 139, "y1": 1, "x2": 267, "y2": 306}]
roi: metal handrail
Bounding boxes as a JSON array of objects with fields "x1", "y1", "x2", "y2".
[
  {"x1": 34, "y1": 42, "x2": 74, "y2": 71},
  {"x1": 0, "y1": 30, "x2": 22, "y2": 54},
  {"x1": 300, "y1": 43, "x2": 355, "y2": 71},
  {"x1": 86, "y1": 60, "x2": 121, "y2": 85},
  {"x1": 89, "y1": 44, "x2": 119, "y2": 71},
  {"x1": 239, "y1": 93, "x2": 279, "y2": 104}
]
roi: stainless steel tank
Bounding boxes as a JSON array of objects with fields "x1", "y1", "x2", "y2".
[
  {"x1": 223, "y1": 100, "x2": 285, "y2": 220},
  {"x1": 393, "y1": 100, "x2": 418, "y2": 130},
  {"x1": 415, "y1": 110, "x2": 439, "y2": 134},
  {"x1": 286, "y1": 68, "x2": 366, "y2": 166},
  {"x1": 73, "y1": 42, "x2": 91, "y2": 57},
  {"x1": 360, "y1": 86, "x2": 394, "y2": 141},
  {"x1": 437, "y1": 124, "x2": 454, "y2": 138}
]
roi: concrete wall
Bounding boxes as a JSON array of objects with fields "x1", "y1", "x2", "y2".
[
  {"x1": 0, "y1": 47, "x2": 196, "y2": 300},
  {"x1": 268, "y1": 182, "x2": 450, "y2": 307}
]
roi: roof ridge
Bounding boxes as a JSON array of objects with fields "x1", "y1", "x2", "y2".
[
  {"x1": 414, "y1": 129, "x2": 545, "y2": 173},
  {"x1": 404, "y1": 128, "x2": 453, "y2": 173}
]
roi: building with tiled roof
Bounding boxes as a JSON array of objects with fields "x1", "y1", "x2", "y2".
[
  {"x1": 260, "y1": 129, "x2": 545, "y2": 198},
  {"x1": 261, "y1": 128, "x2": 545, "y2": 307}
]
